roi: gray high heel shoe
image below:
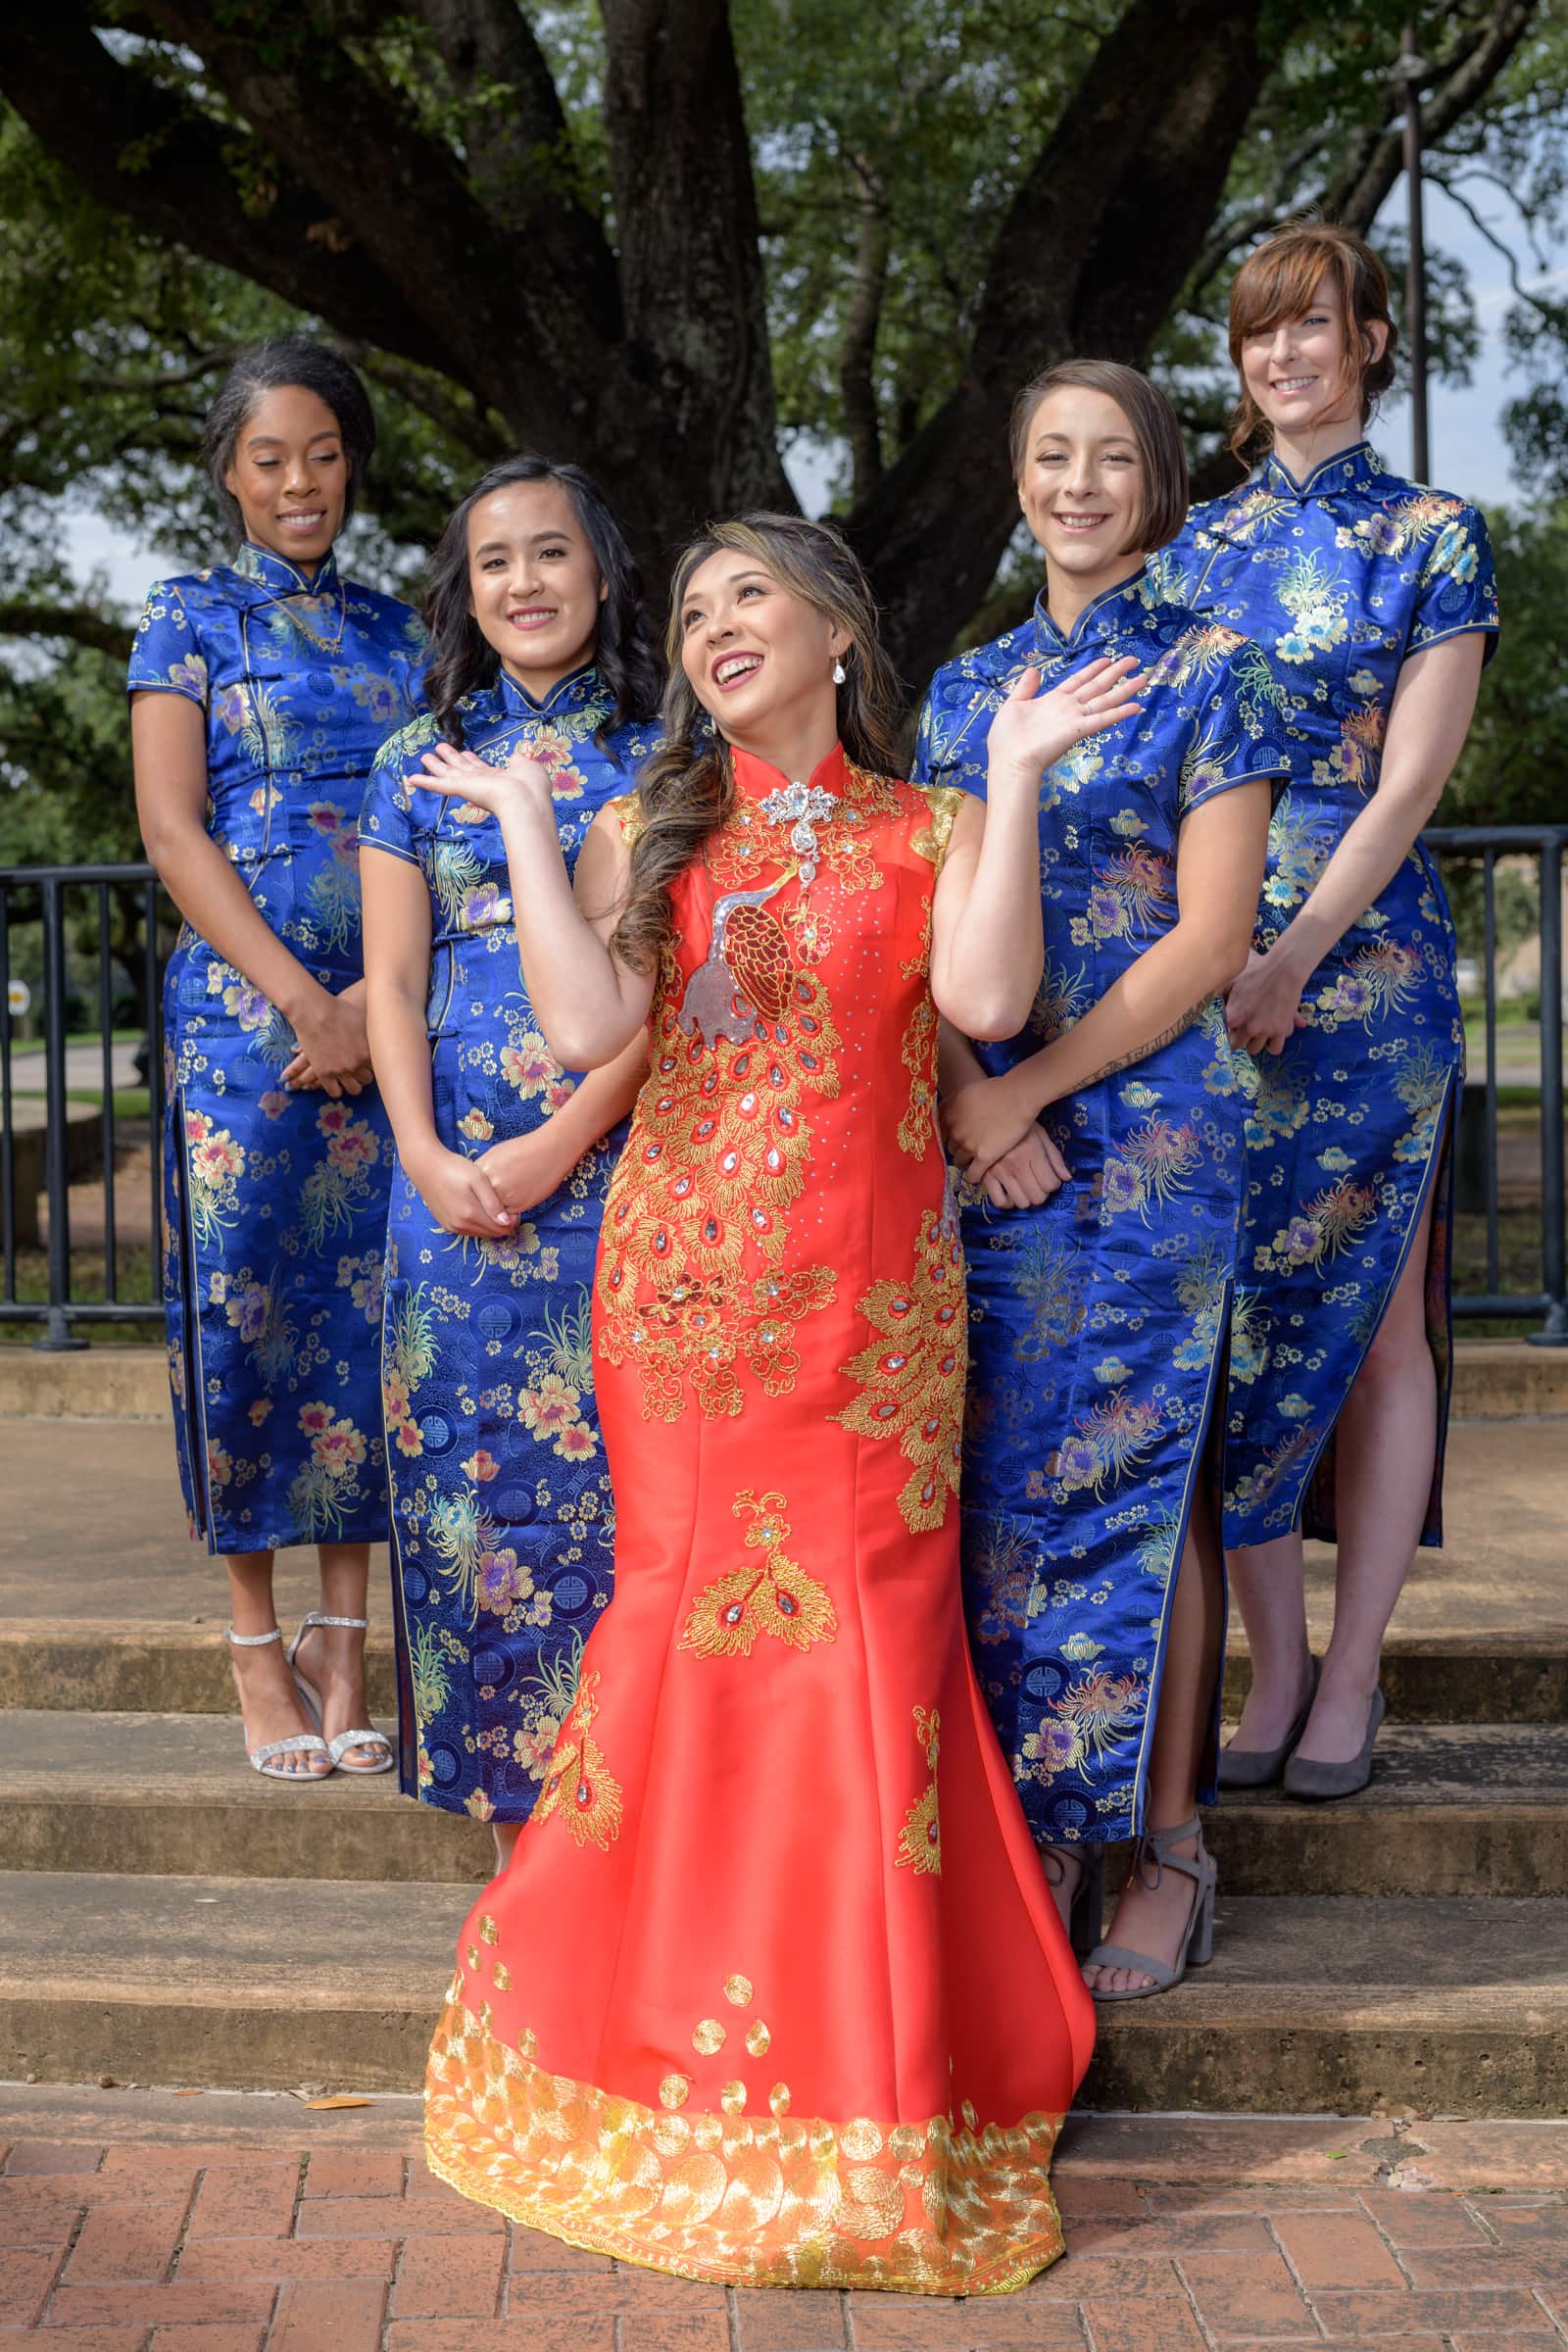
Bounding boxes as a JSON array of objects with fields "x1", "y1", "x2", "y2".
[
  {"x1": 288, "y1": 1612, "x2": 394, "y2": 1775},
  {"x1": 1043, "y1": 1840, "x2": 1106, "y2": 1961},
  {"x1": 1216, "y1": 1659, "x2": 1320, "y2": 1789},
  {"x1": 225, "y1": 1627, "x2": 332, "y2": 1781},
  {"x1": 1083, "y1": 1816, "x2": 1216, "y2": 2001},
  {"x1": 1283, "y1": 1687, "x2": 1385, "y2": 1801}
]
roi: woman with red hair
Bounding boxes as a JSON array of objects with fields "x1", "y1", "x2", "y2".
[{"x1": 1165, "y1": 221, "x2": 1499, "y2": 1799}]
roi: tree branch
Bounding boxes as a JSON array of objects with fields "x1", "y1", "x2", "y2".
[
  {"x1": 839, "y1": 153, "x2": 890, "y2": 502},
  {"x1": 1330, "y1": 1, "x2": 1535, "y2": 232},
  {"x1": 597, "y1": 0, "x2": 791, "y2": 513},
  {"x1": 0, "y1": 7, "x2": 452, "y2": 373},
  {"x1": 848, "y1": 0, "x2": 1271, "y2": 690},
  {"x1": 0, "y1": 602, "x2": 127, "y2": 659}
]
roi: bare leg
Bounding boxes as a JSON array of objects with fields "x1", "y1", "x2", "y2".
[
  {"x1": 225, "y1": 1549, "x2": 330, "y2": 1778},
  {"x1": 1292, "y1": 1186, "x2": 1438, "y2": 1764},
  {"x1": 289, "y1": 1543, "x2": 390, "y2": 1770},
  {"x1": 1224, "y1": 1530, "x2": 1314, "y2": 1752},
  {"x1": 493, "y1": 1821, "x2": 524, "y2": 1873},
  {"x1": 1084, "y1": 1479, "x2": 1225, "y2": 1994}
]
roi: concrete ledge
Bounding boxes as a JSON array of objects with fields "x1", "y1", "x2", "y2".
[
  {"x1": 1451, "y1": 1337, "x2": 1568, "y2": 1419},
  {"x1": 3, "y1": 1334, "x2": 1565, "y2": 1423},
  {"x1": 0, "y1": 1345, "x2": 168, "y2": 1419},
  {"x1": 3, "y1": 1874, "x2": 1561, "y2": 2115},
  {"x1": 3, "y1": 1713, "x2": 1562, "y2": 1898}
]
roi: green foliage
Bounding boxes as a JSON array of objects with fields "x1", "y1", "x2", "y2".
[
  {"x1": 1446, "y1": 500, "x2": 1568, "y2": 828},
  {"x1": 0, "y1": 0, "x2": 1565, "y2": 855}
]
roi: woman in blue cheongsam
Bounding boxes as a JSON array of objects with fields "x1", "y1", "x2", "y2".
[
  {"x1": 361, "y1": 456, "x2": 660, "y2": 1865},
  {"x1": 1163, "y1": 223, "x2": 1498, "y2": 1802},
  {"x1": 130, "y1": 339, "x2": 425, "y2": 1785},
  {"x1": 915, "y1": 362, "x2": 1284, "y2": 1997}
]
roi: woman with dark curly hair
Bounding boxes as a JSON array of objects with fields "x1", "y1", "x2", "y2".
[
  {"x1": 361, "y1": 454, "x2": 661, "y2": 1863},
  {"x1": 130, "y1": 337, "x2": 425, "y2": 1787},
  {"x1": 406, "y1": 510, "x2": 1148, "y2": 2291}
]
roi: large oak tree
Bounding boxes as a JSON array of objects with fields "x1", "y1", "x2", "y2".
[{"x1": 0, "y1": 0, "x2": 1554, "y2": 694}]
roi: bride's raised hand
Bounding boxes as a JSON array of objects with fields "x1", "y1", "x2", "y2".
[
  {"x1": 416, "y1": 738, "x2": 554, "y2": 817},
  {"x1": 986, "y1": 658, "x2": 1144, "y2": 784}
]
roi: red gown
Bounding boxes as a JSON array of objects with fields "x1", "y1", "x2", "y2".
[{"x1": 424, "y1": 744, "x2": 1096, "y2": 2294}]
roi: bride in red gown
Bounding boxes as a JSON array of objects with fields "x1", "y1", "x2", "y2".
[{"x1": 411, "y1": 515, "x2": 1142, "y2": 2293}]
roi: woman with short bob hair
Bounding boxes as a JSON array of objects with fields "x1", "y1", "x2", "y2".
[
  {"x1": 129, "y1": 336, "x2": 425, "y2": 1786},
  {"x1": 408, "y1": 510, "x2": 1148, "y2": 2288},
  {"x1": 1164, "y1": 220, "x2": 1499, "y2": 1802},
  {"x1": 915, "y1": 357, "x2": 1288, "y2": 1998}
]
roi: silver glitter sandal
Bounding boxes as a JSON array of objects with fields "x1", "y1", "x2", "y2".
[
  {"x1": 288, "y1": 1612, "x2": 394, "y2": 1775},
  {"x1": 225, "y1": 1627, "x2": 332, "y2": 1781}
]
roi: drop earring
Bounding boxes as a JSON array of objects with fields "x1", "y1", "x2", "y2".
[{"x1": 831, "y1": 657, "x2": 847, "y2": 685}]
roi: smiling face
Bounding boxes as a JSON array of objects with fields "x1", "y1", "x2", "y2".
[
  {"x1": 1016, "y1": 383, "x2": 1148, "y2": 595},
  {"x1": 678, "y1": 548, "x2": 849, "y2": 750},
  {"x1": 466, "y1": 477, "x2": 606, "y2": 696},
  {"x1": 223, "y1": 384, "x2": 349, "y2": 571},
  {"x1": 1240, "y1": 268, "x2": 1382, "y2": 441}
]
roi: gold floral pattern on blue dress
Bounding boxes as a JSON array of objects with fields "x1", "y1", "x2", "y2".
[
  {"x1": 127, "y1": 541, "x2": 425, "y2": 1549},
  {"x1": 1161, "y1": 442, "x2": 1499, "y2": 1549},
  {"x1": 913, "y1": 568, "x2": 1288, "y2": 1843},
  {"x1": 361, "y1": 666, "x2": 653, "y2": 1821}
]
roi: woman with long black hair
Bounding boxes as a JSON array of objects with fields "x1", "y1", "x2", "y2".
[
  {"x1": 361, "y1": 454, "x2": 661, "y2": 1864},
  {"x1": 130, "y1": 337, "x2": 425, "y2": 1786}
]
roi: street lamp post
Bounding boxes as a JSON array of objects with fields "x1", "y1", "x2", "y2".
[{"x1": 1398, "y1": 19, "x2": 1431, "y2": 482}]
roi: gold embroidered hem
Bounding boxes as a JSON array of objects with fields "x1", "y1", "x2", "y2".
[{"x1": 425, "y1": 1995, "x2": 1067, "y2": 2295}]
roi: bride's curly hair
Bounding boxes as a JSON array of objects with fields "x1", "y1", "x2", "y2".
[{"x1": 609, "y1": 514, "x2": 902, "y2": 973}]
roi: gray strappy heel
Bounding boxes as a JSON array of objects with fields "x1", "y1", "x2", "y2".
[
  {"x1": 1084, "y1": 1814, "x2": 1216, "y2": 2001},
  {"x1": 288, "y1": 1612, "x2": 394, "y2": 1775},
  {"x1": 225, "y1": 1626, "x2": 332, "y2": 1781}
]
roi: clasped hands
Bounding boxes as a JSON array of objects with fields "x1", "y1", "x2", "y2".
[
  {"x1": 941, "y1": 1072, "x2": 1070, "y2": 1210},
  {"x1": 411, "y1": 1127, "x2": 577, "y2": 1240}
]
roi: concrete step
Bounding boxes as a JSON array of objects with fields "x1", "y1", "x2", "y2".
[
  {"x1": 5, "y1": 1616, "x2": 1564, "y2": 1723},
  {"x1": 5, "y1": 1336, "x2": 1566, "y2": 1420},
  {"x1": 1, "y1": 1872, "x2": 1560, "y2": 2117},
  {"x1": 3, "y1": 1712, "x2": 1564, "y2": 1897}
]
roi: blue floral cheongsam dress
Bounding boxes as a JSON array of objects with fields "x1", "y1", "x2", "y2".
[
  {"x1": 1163, "y1": 443, "x2": 1499, "y2": 1550},
  {"x1": 913, "y1": 570, "x2": 1288, "y2": 1845},
  {"x1": 360, "y1": 665, "x2": 654, "y2": 1822},
  {"x1": 128, "y1": 541, "x2": 425, "y2": 1552}
]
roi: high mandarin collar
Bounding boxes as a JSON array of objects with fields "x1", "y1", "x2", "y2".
[
  {"x1": 729, "y1": 739, "x2": 850, "y2": 806},
  {"x1": 1256, "y1": 439, "x2": 1379, "y2": 503},
  {"x1": 231, "y1": 540, "x2": 341, "y2": 598},
  {"x1": 495, "y1": 660, "x2": 608, "y2": 721},
  {"x1": 1032, "y1": 564, "x2": 1151, "y2": 656}
]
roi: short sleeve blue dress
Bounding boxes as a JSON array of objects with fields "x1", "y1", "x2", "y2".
[
  {"x1": 914, "y1": 569, "x2": 1288, "y2": 1845},
  {"x1": 360, "y1": 665, "x2": 654, "y2": 1822},
  {"x1": 127, "y1": 541, "x2": 425, "y2": 1551},
  {"x1": 1162, "y1": 443, "x2": 1499, "y2": 1550}
]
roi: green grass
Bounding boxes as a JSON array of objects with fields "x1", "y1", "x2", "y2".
[
  {"x1": 0, "y1": 1242, "x2": 161, "y2": 1348},
  {"x1": 8, "y1": 1028, "x2": 143, "y2": 1055}
]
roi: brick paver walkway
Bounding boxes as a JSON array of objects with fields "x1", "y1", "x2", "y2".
[{"x1": 2, "y1": 2111, "x2": 1565, "y2": 2351}]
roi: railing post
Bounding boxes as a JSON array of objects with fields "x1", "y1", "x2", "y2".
[
  {"x1": 34, "y1": 876, "x2": 86, "y2": 1350},
  {"x1": 1530, "y1": 836, "x2": 1566, "y2": 1345}
]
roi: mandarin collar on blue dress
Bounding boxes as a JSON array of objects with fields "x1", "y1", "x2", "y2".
[
  {"x1": 1031, "y1": 564, "x2": 1151, "y2": 657},
  {"x1": 1256, "y1": 440, "x2": 1379, "y2": 503},
  {"x1": 494, "y1": 660, "x2": 609, "y2": 722},
  {"x1": 231, "y1": 540, "x2": 342, "y2": 598}
]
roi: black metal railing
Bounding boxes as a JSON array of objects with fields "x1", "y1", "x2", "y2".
[
  {"x1": 1425, "y1": 826, "x2": 1566, "y2": 1344},
  {"x1": 0, "y1": 862, "x2": 169, "y2": 1348},
  {"x1": 2, "y1": 837, "x2": 1565, "y2": 1347}
]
